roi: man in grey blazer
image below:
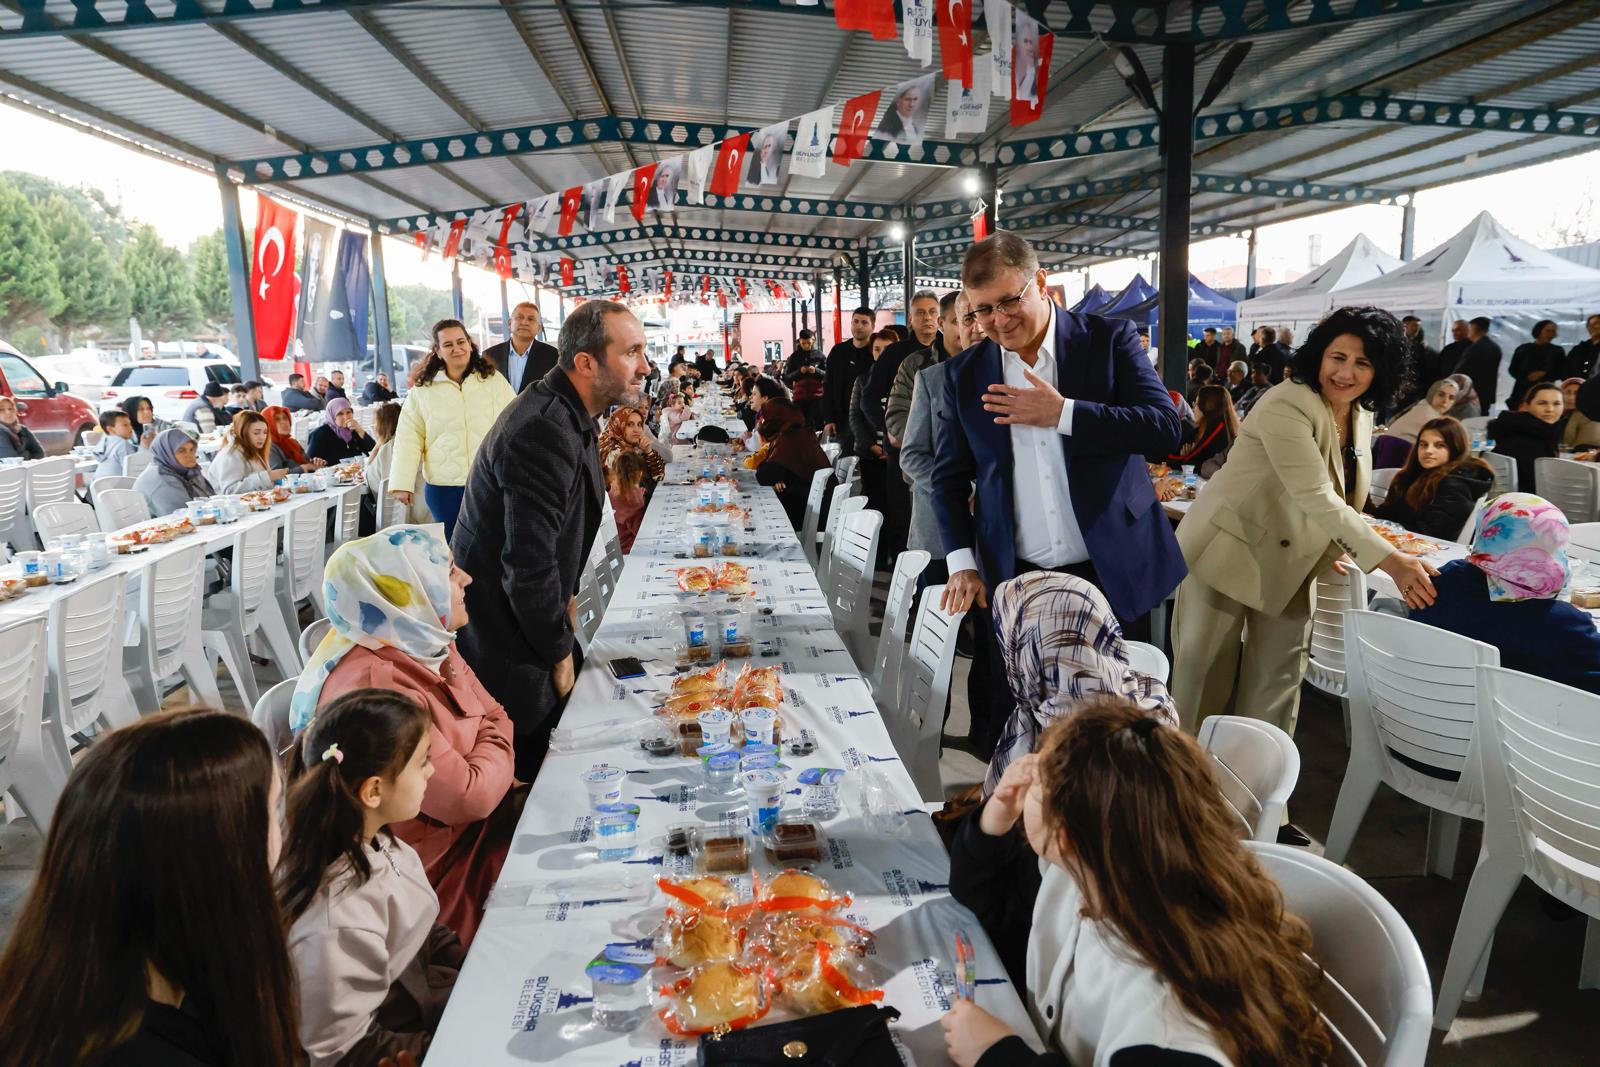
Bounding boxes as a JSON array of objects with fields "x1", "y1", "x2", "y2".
[{"x1": 453, "y1": 299, "x2": 650, "y2": 778}]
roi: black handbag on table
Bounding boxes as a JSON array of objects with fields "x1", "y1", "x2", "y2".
[{"x1": 697, "y1": 1004, "x2": 902, "y2": 1066}]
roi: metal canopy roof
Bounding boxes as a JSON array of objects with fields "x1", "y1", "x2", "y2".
[{"x1": 1, "y1": 0, "x2": 1596, "y2": 280}]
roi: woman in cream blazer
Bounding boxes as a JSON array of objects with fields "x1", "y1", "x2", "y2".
[{"x1": 1171, "y1": 308, "x2": 1437, "y2": 742}]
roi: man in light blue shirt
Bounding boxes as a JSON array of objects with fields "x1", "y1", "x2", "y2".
[{"x1": 485, "y1": 301, "x2": 558, "y2": 393}]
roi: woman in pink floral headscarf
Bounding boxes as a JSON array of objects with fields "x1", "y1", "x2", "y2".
[{"x1": 1405, "y1": 493, "x2": 1600, "y2": 694}]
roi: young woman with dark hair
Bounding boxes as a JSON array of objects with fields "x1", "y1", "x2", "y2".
[
  {"x1": 943, "y1": 699, "x2": 1330, "y2": 1067},
  {"x1": 280, "y1": 687, "x2": 464, "y2": 1067},
  {"x1": 1370, "y1": 416, "x2": 1494, "y2": 540},
  {"x1": 208, "y1": 409, "x2": 288, "y2": 494},
  {"x1": 0, "y1": 708, "x2": 298, "y2": 1067},
  {"x1": 388, "y1": 319, "x2": 515, "y2": 539},
  {"x1": 1508, "y1": 319, "x2": 1564, "y2": 409},
  {"x1": 1489, "y1": 381, "x2": 1568, "y2": 493},
  {"x1": 1164, "y1": 382, "x2": 1238, "y2": 478}
]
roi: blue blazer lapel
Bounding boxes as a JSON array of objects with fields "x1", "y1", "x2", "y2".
[{"x1": 970, "y1": 343, "x2": 1012, "y2": 465}]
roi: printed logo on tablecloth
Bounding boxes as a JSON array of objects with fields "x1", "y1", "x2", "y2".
[
  {"x1": 633, "y1": 785, "x2": 697, "y2": 811},
  {"x1": 568, "y1": 815, "x2": 593, "y2": 844},
  {"x1": 881, "y1": 869, "x2": 951, "y2": 907},
  {"x1": 616, "y1": 1039, "x2": 693, "y2": 1066},
  {"x1": 827, "y1": 835, "x2": 855, "y2": 871},
  {"x1": 511, "y1": 975, "x2": 592, "y2": 1031},
  {"x1": 841, "y1": 746, "x2": 901, "y2": 769}
]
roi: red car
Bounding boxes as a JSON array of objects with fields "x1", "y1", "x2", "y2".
[{"x1": 0, "y1": 339, "x2": 99, "y2": 455}]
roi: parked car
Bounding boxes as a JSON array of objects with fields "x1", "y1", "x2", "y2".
[
  {"x1": 98, "y1": 359, "x2": 282, "y2": 423},
  {"x1": 0, "y1": 339, "x2": 99, "y2": 455},
  {"x1": 33, "y1": 350, "x2": 124, "y2": 402}
]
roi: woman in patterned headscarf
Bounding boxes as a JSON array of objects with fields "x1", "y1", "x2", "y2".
[
  {"x1": 598, "y1": 405, "x2": 666, "y2": 492},
  {"x1": 985, "y1": 571, "x2": 1177, "y2": 795},
  {"x1": 1401, "y1": 493, "x2": 1600, "y2": 694},
  {"x1": 294, "y1": 524, "x2": 520, "y2": 945}
]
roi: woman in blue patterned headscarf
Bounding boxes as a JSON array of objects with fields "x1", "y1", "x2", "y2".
[{"x1": 985, "y1": 571, "x2": 1178, "y2": 795}]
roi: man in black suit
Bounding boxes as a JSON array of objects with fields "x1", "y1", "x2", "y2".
[
  {"x1": 1254, "y1": 325, "x2": 1292, "y2": 382},
  {"x1": 453, "y1": 299, "x2": 650, "y2": 777},
  {"x1": 1457, "y1": 315, "x2": 1504, "y2": 411},
  {"x1": 483, "y1": 301, "x2": 560, "y2": 394},
  {"x1": 1437, "y1": 318, "x2": 1471, "y2": 376}
]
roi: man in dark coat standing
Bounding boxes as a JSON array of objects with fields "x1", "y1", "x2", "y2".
[
  {"x1": 1456, "y1": 316, "x2": 1504, "y2": 412},
  {"x1": 483, "y1": 300, "x2": 559, "y2": 393},
  {"x1": 824, "y1": 308, "x2": 876, "y2": 452},
  {"x1": 453, "y1": 299, "x2": 650, "y2": 777}
]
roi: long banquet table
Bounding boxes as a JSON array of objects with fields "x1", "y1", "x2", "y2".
[{"x1": 427, "y1": 448, "x2": 1041, "y2": 1064}]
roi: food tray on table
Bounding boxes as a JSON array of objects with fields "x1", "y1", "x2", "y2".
[{"x1": 1363, "y1": 517, "x2": 1444, "y2": 557}]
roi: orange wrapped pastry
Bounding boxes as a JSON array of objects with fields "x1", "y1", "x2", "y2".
[
  {"x1": 777, "y1": 941, "x2": 884, "y2": 1016},
  {"x1": 677, "y1": 566, "x2": 714, "y2": 594},
  {"x1": 656, "y1": 961, "x2": 773, "y2": 1036},
  {"x1": 656, "y1": 874, "x2": 741, "y2": 913},
  {"x1": 669, "y1": 663, "x2": 726, "y2": 697},
  {"x1": 656, "y1": 693, "x2": 730, "y2": 722},
  {"x1": 711, "y1": 561, "x2": 752, "y2": 595},
  {"x1": 658, "y1": 909, "x2": 744, "y2": 969},
  {"x1": 754, "y1": 870, "x2": 850, "y2": 915}
]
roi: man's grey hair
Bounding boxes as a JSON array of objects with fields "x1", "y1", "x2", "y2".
[
  {"x1": 558, "y1": 299, "x2": 630, "y2": 371},
  {"x1": 912, "y1": 288, "x2": 940, "y2": 307},
  {"x1": 513, "y1": 300, "x2": 540, "y2": 318},
  {"x1": 1229, "y1": 360, "x2": 1248, "y2": 375},
  {"x1": 962, "y1": 231, "x2": 1040, "y2": 289}
]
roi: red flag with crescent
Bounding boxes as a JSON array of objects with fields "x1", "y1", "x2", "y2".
[
  {"x1": 834, "y1": 0, "x2": 895, "y2": 39},
  {"x1": 494, "y1": 203, "x2": 521, "y2": 279},
  {"x1": 737, "y1": 277, "x2": 748, "y2": 299},
  {"x1": 709, "y1": 134, "x2": 750, "y2": 198},
  {"x1": 441, "y1": 218, "x2": 467, "y2": 259},
  {"x1": 665, "y1": 270, "x2": 673, "y2": 298},
  {"x1": 412, "y1": 228, "x2": 432, "y2": 260},
  {"x1": 937, "y1": 0, "x2": 974, "y2": 87},
  {"x1": 560, "y1": 257, "x2": 575, "y2": 287},
  {"x1": 630, "y1": 163, "x2": 658, "y2": 222},
  {"x1": 251, "y1": 193, "x2": 298, "y2": 362},
  {"x1": 559, "y1": 187, "x2": 583, "y2": 236},
  {"x1": 617, "y1": 264, "x2": 630, "y2": 294},
  {"x1": 972, "y1": 206, "x2": 990, "y2": 242},
  {"x1": 833, "y1": 90, "x2": 881, "y2": 166}
]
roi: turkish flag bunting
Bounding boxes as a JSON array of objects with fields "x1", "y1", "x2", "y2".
[
  {"x1": 559, "y1": 187, "x2": 583, "y2": 236},
  {"x1": 701, "y1": 274, "x2": 710, "y2": 296},
  {"x1": 665, "y1": 270, "x2": 673, "y2": 298},
  {"x1": 718, "y1": 289, "x2": 728, "y2": 308},
  {"x1": 494, "y1": 203, "x2": 522, "y2": 279},
  {"x1": 709, "y1": 134, "x2": 749, "y2": 198},
  {"x1": 833, "y1": 90, "x2": 881, "y2": 166},
  {"x1": 972, "y1": 207, "x2": 990, "y2": 241},
  {"x1": 251, "y1": 194, "x2": 298, "y2": 363},
  {"x1": 937, "y1": 0, "x2": 974, "y2": 86},
  {"x1": 412, "y1": 229, "x2": 431, "y2": 259},
  {"x1": 441, "y1": 218, "x2": 467, "y2": 259},
  {"x1": 737, "y1": 277, "x2": 747, "y2": 299},
  {"x1": 560, "y1": 257, "x2": 575, "y2": 287},
  {"x1": 493, "y1": 246, "x2": 513, "y2": 279},
  {"x1": 834, "y1": 0, "x2": 895, "y2": 40},
  {"x1": 631, "y1": 163, "x2": 658, "y2": 222},
  {"x1": 1010, "y1": 27, "x2": 1054, "y2": 126},
  {"x1": 617, "y1": 265, "x2": 630, "y2": 294}
]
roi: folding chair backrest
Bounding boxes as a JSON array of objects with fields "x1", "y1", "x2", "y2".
[
  {"x1": 90, "y1": 475, "x2": 135, "y2": 497},
  {"x1": 1367, "y1": 467, "x2": 1400, "y2": 507},
  {"x1": 252, "y1": 678, "x2": 297, "y2": 759},
  {"x1": 818, "y1": 492, "x2": 866, "y2": 594},
  {"x1": 1455, "y1": 494, "x2": 1488, "y2": 545},
  {"x1": 0, "y1": 617, "x2": 48, "y2": 805},
  {"x1": 1248, "y1": 842, "x2": 1432, "y2": 1067},
  {"x1": 299, "y1": 618, "x2": 332, "y2": 664},
  {"x1": 25, "y1": 456, "x2": 76, "y2": 511},
  {"x1": 827, "y1": 509, "x2": 882, "y2": 639},
  {"x1": 284, "y1": 499, "x2": 327, "y2": 602},
  {"x1": 1122, "y1": 640, "x2": 1169, "y2": 684},
  {"x1": 833, "y1": 455, "x2": 859, "y2": 497},
  {"x1": 820, "y1": 442, "x2": 841, "y2": 463},
  {"x1": 1306, "y1": 565, "x2": 1369, "y2": 698},
  {"x1": 1568, "y1": 522, "x2": 1600, "y2": 566},
  {"x1": 870, "y1": 550, "x2": 929, "y2": 712},
  {"x1": 141, "y1": 542, "x2": 206, "y2": 682},
  {"x1": 93, "y1": 488, "x2": 151, "y2": 534},
  {"x1": 1459, "y1": 415, "x2": 1491, "y2": 439},
  {"x1": 894, "y1": 586, "x2": 967, "y2": 802},
  {"x1": 33, "y1": 500, "x2": 98, "y2": 543},
  {"x1": 800, "y1": 468, "x2": 832, "y2": 567},
  {"x1": 334, "y1": 488, "x2": 360, "y2": 546},
  {"x1": 1535, "y1": 457, "x2": 1600, "y2": 524},
  {"x1": 47, "y1": 571, "x2": 127, "y2": 737},
  {"x1": 0, "y1": 466, "x2": 27, "y2": 549},
  {"x1": 1198, "y1": 714, "x2": 1300, "y2": 843},
  {"x1": 234, "y1": 519, "x2": 280, "y2": 621},
  {"x1": 1483, "y1": 451, "x2": 1516, "y2": 497},
  {"x1": 121, "y1": 451, "x2": 152, "y2": 483}
]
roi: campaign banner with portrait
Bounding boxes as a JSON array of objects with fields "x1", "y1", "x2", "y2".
[
  {"x1": 874, "y1": 73, "x2": 937, "y2": 146},
  {"x1": 647, "y1": 156, "x2": 683, "y2": 212},
  {"x1": 745, "y1": 121, "x2": 789, "y2": 187}
]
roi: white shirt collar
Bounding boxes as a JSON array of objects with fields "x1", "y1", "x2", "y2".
[{"x1": 1004, "y1": 301, "x2": 1056, "y2": 377}]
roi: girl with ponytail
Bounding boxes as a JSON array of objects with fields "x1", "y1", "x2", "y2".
[
  {"x1": 942, "y1": 698, "x2": 1330, "y2": 1067},
  {"x1": 279, "y1": 688, "x2": 464, "y2": 1066}
]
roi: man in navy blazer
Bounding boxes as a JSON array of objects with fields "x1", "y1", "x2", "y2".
[{"x1": 932, "y1": 233, "x2": 1187, "y2": 632}]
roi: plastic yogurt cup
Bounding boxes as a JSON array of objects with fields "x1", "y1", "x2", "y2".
[
  {"x1": 581, "y1": 763, "x2": 625, "y2": 811},
  {"x1": 697, "y1": 709, "x2": 735, "y2": 746},
  {"x1": 741, "y1": 768, "x2": 787, "y2": 837}
]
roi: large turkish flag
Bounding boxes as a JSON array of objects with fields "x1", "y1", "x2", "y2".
[{"x1": 251, "y1": 194, "x2": 298, "y2": 362}]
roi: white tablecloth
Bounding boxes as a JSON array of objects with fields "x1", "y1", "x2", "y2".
[{"x1": 427, "y1": 457, "x2": 1039, "y2": 1065}]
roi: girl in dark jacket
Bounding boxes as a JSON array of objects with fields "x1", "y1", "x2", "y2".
[
  {"x1": 1489, "y1": 382, "x2": 1565, "y2": 493},
  {"x1": 1371, "y1": 416, "x2": 1495, "y2": 541}
]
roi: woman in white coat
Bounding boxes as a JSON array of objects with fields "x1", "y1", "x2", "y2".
[
  {"x1": 388, "y1": 319, "x2": 514, "y2": 540},
  {"x1": 208, "y1": 410, "x2": 287, "y2": 494}
]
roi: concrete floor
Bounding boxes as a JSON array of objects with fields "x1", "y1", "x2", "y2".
[{"x1": 2, "y1": 592, "x2": 1595, "y2": 1063}]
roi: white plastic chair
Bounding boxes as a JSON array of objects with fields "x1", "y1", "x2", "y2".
[
  {"x1": 817, "y1": 489, "x2": 866, "y2": 594},
  {"x1": 865, "y1": 550, "x2": 929, "y2": 714},
  {"x1": 123, "y1": 541, "x2": 224, "y2": 714},
  {"x1": 597, "y1": 509, "x2": 626, "y2": 587},
  {"x1": 1123, "y1": 640, "x2": 1170, "y2": 684},
  {"x1": 820, "y1": 442, "x2": 841, "y2": 464},
  {"x1": 573, "y1": 563, "x2": 603, "y2": 653},
  {"x1": 834, "y1": 455, "x2": 859, "y2": 497},
  {"x1": 0, "y1": 617, "x2": 62, "y2": 829},
  {"x1": 1568, "y1": 521, "x2": 1600, "y2": 565},
  {"x1": 1454, "y1": 493, "x2": 1489, "y2": 545},
  {"x1": 799, "y1": 467, "x2": 832, "y2": 567},
  {"x1": 278, "y1": 498, "x2": 328, "y2": 632},
  {"x1": 1535, "y1": 457, "x2": 1600, "y2": 524},
  {"x1": 32, "y1": 500, "x2": 98, "y2": 543},
  {"x1": 1198, "y1": 714, "x2": 1300, "y2": 843},
  {"x1": 1248, "y1": 842, "x2": 1433, "y2": 1066},
  {"x1": 89, "y1": 474, "x2": 135, "y2": 499},
  {"x1": 0, "y1": 466, "x2": 29, "y2": 551},
  {"x1": 1433, "y1": 666, "x2": 1600, "y2": 1028},
  {"x1": 1482, "y1": 451, "x2": 1517, "y2": 498},
  {"x1": 252, "y1": 677, "x2": 297, "y2": 758},
  {"x1": 826, "y1": 509, "x2": 883, "y2": 653},
  {"x1": 298, "y1": 617, "x2": 331, "y2": 664},
  {"x1": 25, "y1": 456, "x2": 77, "y2": 517},
  {"x1": 889, "y1": 584, "x2": 968, "y2": 803},
  {"x1": 42, "y1": 572, "x2": 138, "y2": 781},
  {"x1": 329, "y1": 486, "x2": 360, "y2": 550},
  {"x1": 82, "y1": 429, "x2": 103, "y2": 449},
  {"x1": 122, "y1": 450, "x2": 152, "y2": 483},
  {"x1": 1306, "y1": 566, "x2": 1371, "y2": 746},
  {"x1": 203, "y1": 519, "x2": 300, "y2": 707},
  {"x1": 1460, "y1": 415, "x2": 1491, "y2": 440},
  {"x1": 1367, "y1": 467, "x2": 1401, "y2": 507},
  {"x1": 1324, "y1": 610, "x2": 1499, "y2": 878},
  {"x1": 94, "y1": 487, "x2": 151, "y2": 533}
]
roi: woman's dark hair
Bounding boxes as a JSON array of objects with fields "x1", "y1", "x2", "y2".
[
  {"x1": 373, "y1": 401, "x2": 402, "y2": 444},
  {"x1": 751, "y1": 376, "x2": 790, "y2": 404},
  {"x1": 277, "y1": 688, "x2": 430, "y2": 925},
  {"x1": 1532, "y1": 319, "x2": 1556, "y2": 340},
  {"x1": 416, "y1": 318, "x2": 494, "y2": 385},
  {"x1": 1035, "y1": 699, "x2": 1330, "y2": 1066},
  {"x1": 0, "y1": 709, "x2": 297, "y2": 1067},
  {"x1": 1391, "y1": 416, "x2": 1491, "y2": 511},
  {"x1": 1191, "y1": 383, "x2": 1239, "y2": 441},
  {"x1": 1523, "y1": 380, "x2": 1563, "y2": 408},
  {"x1": 119, "y1": 395, "x2": 152, "y2": 434},
  {"x1": 1287, "y1": 305, "x2": 1408, "y2": 411},
  {"x1": 225, "y1": 410, "x2": 271, "y2": 468}
]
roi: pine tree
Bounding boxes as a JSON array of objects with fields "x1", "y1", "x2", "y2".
[
  {"x1": 0, "y1": 177, "x2": 67, "y2": 333},
  {"x1": 189, "y1": 229, "x2": 234, "y2": 328},
  {"x1": 122, "y1": 224, "x2": 200, "y2": 340},
  {"x1": 37, "y1": 193, "x2": 129, "y2": 341}
]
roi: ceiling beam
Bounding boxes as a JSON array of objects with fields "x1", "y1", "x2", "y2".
[
  {"x1": 0, "y1": 0, "x2": 425, "y2": 40},
  {"x1": 510, "y1": 224, "x2": 862, "y2": 256}
]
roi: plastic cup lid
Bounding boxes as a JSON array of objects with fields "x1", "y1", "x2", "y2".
[
  {"x1": 582, "y1": 764, "x2": 625, "y2": 786},
  {"x1": 741, "y1": 768, "x2": 786, "y2": 790},
  {"x1": 697, "y1": 709, "x2": 734, "y2": 726},
  {"x1": 798, "y1": 768, "x2": 846, "y2": 786}
]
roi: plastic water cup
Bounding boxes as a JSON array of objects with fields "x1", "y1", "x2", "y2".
[
  {"x1": 741, "y1": 706, "x2": 777, "y2": 745},
  {"x1": 697, "y1": 709, "x2": 735, "y2": 746},
  {"x1": 741, "y1": 768, "x2": 787, "y2": 837},
  {"x1": 586, "y1": 942, "x2": 653, "y2": 1030},
  {"x1": 581, "y1": 764, "x2": 625, "y2": 812}
]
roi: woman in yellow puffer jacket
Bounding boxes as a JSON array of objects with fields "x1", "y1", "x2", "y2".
[{"x1": 389, "y1": 318, "x2": 515, "y2": 539}]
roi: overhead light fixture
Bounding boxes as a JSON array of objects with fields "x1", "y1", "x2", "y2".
[
  {"x1": 1112, "y1": 46, "x2": 1160, "y2": 116},
  {"x1": 889, "y1": 223, "x2": 906, "y2": 241},
  {"x1": 963, "y1": 172, "x2": 981, "y2": 194},
  {"x1": 1195, "y1": 42, "x2": 1252, "y2": 114}
]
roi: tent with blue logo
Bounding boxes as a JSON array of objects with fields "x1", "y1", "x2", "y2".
[
  {"x1": 1236, "y1": 233, "x2": 1402, "y2": 339},
  {"x1": 1070, "y1": 284, "x2": 1111, "y2": 314},
  {"x1": 1107, "y1": 274, "x2": 1238, "y2": 333},
  {"x1": 1336, "y1": 211, "x2": 1600, "y2": 406}
]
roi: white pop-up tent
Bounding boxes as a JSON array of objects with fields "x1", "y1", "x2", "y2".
[{"x1": 1236, "y1": 234, "x2": 1403, "y2": 339}]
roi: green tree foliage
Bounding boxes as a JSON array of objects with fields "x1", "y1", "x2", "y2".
[
  {"x1": 0, "y1": 177, "x2": 66, "y2": 332},
  {"x1": 121, "y1": 224, "x2": 199, "y2": 340},
  {"x1": 387, "y1": 283, "x2": 477, "y2": 345},
  {"x1": 36, "y1": 194, "x2": 129, "y2": 339},
  {"x1": 189, "y1": 229, "x2": 234, "y2": 327},
  {"x1": 2, "y1": 170, "x2": 131, "y2": 255}
]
